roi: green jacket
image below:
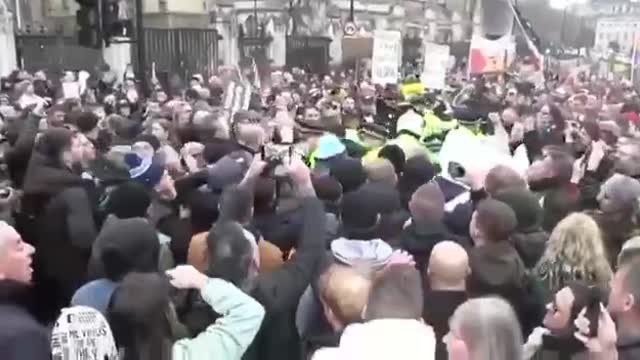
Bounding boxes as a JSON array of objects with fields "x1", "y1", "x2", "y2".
[{"x1": 173, "y1": 278, "x2": 266, "y2": 360}]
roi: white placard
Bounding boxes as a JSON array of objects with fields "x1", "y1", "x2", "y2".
[
  {"x1": 51, "y1": 306, "x2": 118, "y2": 360},
  {"x1": 371, "y1": 30, "x2": 402, "y2": 85},
  {"x1": 421, "y1": 42, "x2": 450, "y2": 90},
  {"x1": 62, "y1": 82, "x2": 81, "y2": 99}
]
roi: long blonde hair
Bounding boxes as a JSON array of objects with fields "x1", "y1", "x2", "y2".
[{"x1": 536, "y1": 213, "x2": 612, "y2": 288}]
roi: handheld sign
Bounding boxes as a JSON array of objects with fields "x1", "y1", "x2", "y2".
[{"x1": 371, "y1": 30, "x2": 402, "y2": 85}]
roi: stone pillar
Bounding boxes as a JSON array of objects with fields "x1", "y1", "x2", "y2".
[
  {"x1": 270, "y1": 26, "x2": 286, "y2": 67},
  {"x1": 102, "y1": 37, "x2": 132, "y2": 85},
  {"x1": 329, "y1": 21, "x2": 342, "y2": 65},
  {"x1": 217, "y1": 21, "x2": 239, "y2": 66},
  {"x1": 0, "y1": 5, "x2": 17, "y2": 76}
]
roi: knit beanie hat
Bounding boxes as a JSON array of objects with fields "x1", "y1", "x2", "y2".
[
  {"x1": 494, "y1": 189, "x2": 543, "y2": 232},
  {"x1": 341, "y1": 188, "x2": 381, "y2": 237},
  {"x1": 330, "y1": 157, "x2": 367, "y2": 193},
  {"x1": 124, "y1": 153, "x2": 165, "y2": 188}
]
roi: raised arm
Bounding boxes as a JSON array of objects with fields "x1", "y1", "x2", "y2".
[{"x1": 169, "y1": 266, "x2": 265, "y2": 360}]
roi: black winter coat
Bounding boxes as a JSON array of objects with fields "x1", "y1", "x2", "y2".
[
  {"x1": 0, "y1": 281, "x2": 50, "y2": 360},
  {"x1": 22, "y1": 152, "x2": 97, "y2": 322}
]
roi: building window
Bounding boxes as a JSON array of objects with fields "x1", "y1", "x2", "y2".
[{"x1": 159, "y1": 0, "x2": 168, "y2": 12}]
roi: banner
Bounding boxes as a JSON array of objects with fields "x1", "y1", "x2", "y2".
[
  {"x1": 421, "y1": 42, "x2": 450, "y2": 90},
  {"x1": 468, "y1": 35, "x2": 515, "y2": 75},
  {"x1": 371, "y1": 30, "x2": 402, "y2": 85}
]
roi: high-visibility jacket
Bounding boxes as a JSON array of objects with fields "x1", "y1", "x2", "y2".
[{"x1": 363, "y1": 133, "x2": 431, "y2": 164}]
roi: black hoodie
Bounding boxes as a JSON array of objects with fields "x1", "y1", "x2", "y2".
[
  {"x1": 0, "y1": 281, "x2": 50, "y2": 360},
  {"x1": 400, "y1": 221, "x2": 471, "y2": 270},
  {"x1": 87, "y1": 216, "x2": 161, "y2": 281}
]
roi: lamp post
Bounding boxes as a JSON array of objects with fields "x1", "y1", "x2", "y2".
[
  {"x1": 349, "y1": 0, "x2": 354, "y2": 22},
  {"x1": 135, "y1": 0, "x2": 147, "y2": 96}
]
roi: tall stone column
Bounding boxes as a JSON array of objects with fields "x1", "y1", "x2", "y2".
[{"x1": 0, "y1": 2, "x2": 17, "y2": 76}]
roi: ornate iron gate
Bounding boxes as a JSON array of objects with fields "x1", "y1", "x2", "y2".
[
  {"x1": 286, "y1": 36, "x2": 331, "y2": 74},
  {"x1": 16, "y1": 33, "x2": 102, "y2": 74},
  {"x1": 18, "y1": 28, "x2": 219, "y2": 83},
  {"x1": 136, "y1": 28, "x2": 220, "y2": 84}
]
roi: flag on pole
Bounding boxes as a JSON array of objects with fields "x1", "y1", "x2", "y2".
[{"x1": 509, "y1": 2, "x2": 543, "y2": 71}]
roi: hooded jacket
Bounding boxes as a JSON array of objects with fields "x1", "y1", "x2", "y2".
[
  {"x1": 76, "y1": 217, "x2": 161, "y2": 315},
  {"x1": 469, "y1": 241, "x2": 545, "y2": 336},
  {"x1": 0, "y1": 281, "x2": 50, "y2": 360},
  {"x1": 400, "y1": 221, "x2": 470, "y2": 270},
  {"x1": 87, "y1": 216, "x2": 161, "y2": 281}
]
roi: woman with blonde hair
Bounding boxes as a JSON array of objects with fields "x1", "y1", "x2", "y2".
[
  {"x1": 534, "y1": 213, "x2": 613, "y2": 299},
  {"x1": 446, "y1": 297, "x2": 523, "y2": 360}
]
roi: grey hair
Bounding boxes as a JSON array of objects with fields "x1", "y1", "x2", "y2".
[
  {"x1": 449, "y1": 297, "x2": 523, "y2": 360},
  {"x1": 0, "y1": 221, "x2": 12, "y2": 257}
]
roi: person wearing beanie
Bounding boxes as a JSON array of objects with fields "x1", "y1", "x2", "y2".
[
  {"x1": 494, "y1": 189, "x2": 548, "y2": 269},
  {"x1": 397, "y1": 157, "x2": 436, "y2": 209},
  {"x1": 74, "y1": 217, "x2": 161, "y2": 315},
  {"x1": 329, "y1": 157, "x2": 366, "y2": 194},
  {"x1": 339, "y1": 180, "x2": 403, "y2": 242},
  {"x1": 124, "y1": 152, "x2": 166, "y2": 189}
]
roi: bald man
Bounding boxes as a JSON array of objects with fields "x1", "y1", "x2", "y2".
[
  {"x1": 0, "y1": 222, "x2": 49, "y2": 360},
  {"x1": 423, "y1": 241, "x2": 469, "y2": 360},
  {"x1": 400, "y1": 183, "x2": 470, "y2": 271},
  {"x1": 318, "y1": 264, "x2": 372, "y2": 332}
]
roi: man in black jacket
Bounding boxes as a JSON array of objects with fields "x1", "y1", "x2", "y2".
[
  {"x1": 401, "y1": 182, "x2": 469, "y2": 270},
  {"x1": 0, "y1": 222, "x2": 49, "y2": 360}
]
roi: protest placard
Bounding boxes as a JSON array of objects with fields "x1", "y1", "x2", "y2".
[
  {"x1": 421, "y1": 42, "x2": 450, "y2": 90},
  {"x1": 371, "y1": 30, "x2": 402, "y2": 85}
]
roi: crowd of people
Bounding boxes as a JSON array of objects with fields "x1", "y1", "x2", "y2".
[{"x1": 0, "y1": 61, "x2": 639, "y2": 360}]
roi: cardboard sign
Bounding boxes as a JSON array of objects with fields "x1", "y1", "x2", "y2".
[
  {"x1": 468, "y1": 35, "x2": 515, "y2": 75},
  {"x1": 51, "y1": 306, "x2": 118, "y2": 360},
  {"x1": 371, "y1": 30, "x2": 402, "y2": 85},
  {"x1": 421, "y1": 42, "x2": 450, "y2": 90},
  {"x1": 62, "y1": 82, "x2": 81, "y2": 99}
]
